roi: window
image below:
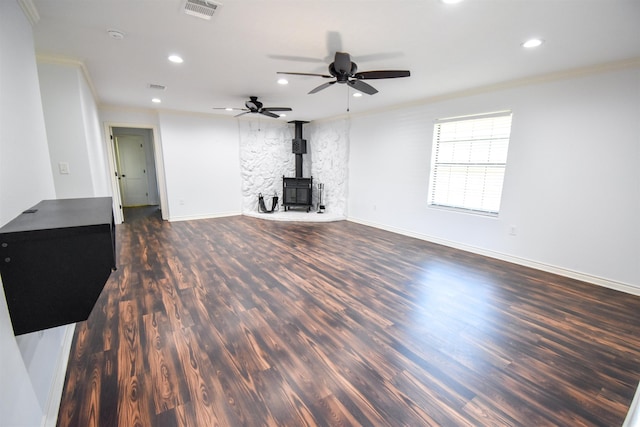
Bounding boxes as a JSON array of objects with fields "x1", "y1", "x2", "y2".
[{"x1": 428, "y1": 111, "x2": 512, "y2": 215}]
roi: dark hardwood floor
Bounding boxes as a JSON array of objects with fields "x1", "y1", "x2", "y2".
[{"x1": 57, "y1": 210, "x2": 640, "y2": 426}]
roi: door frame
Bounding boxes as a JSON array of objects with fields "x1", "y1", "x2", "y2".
[{"x1": 104, "y1": 122, "x2": 169, "y2": 223}]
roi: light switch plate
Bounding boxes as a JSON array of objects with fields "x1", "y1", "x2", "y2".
[{"x1": 58, "y1": 162, "x2": 70, "y2": 174}]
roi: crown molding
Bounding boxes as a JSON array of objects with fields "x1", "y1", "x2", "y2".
[
  {"x1": 18, "y1": 0, "x2": 39, "y2": 26},
  {"x1": 426, "y1": 57, "x2": 640, "y2": 103}
]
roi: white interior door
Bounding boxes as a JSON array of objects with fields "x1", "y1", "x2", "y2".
[{"x1": 115, "y1": 135, "x2": 149, "y2": 207}]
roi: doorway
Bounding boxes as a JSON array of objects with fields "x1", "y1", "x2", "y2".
[{"x1": 111, "y1": 127, "x2": 161, "y2": 222}]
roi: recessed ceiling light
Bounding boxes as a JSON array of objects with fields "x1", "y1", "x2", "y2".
[
  {"x1": 279, "y1": 113, "x2": 287, "y2": 117},
  {"x1": 441, "y1": 0, "x2": 463, "y2": 4},
  {"x1": 107, "y1": 29, "x2": 125, "y2": 40},
  {"x1": 168, "y1": 55, "x2": 184, "y2": 63},
  {"x1": 277, "y1": 78, "x2": 289, "y2": 85},
  {"x1": 152, "y1": 98, "x2": 161, "y2": 103},
  {"x1": 225, "y1": 107, "x2": 233, "y2": 111},
  {"x1": 522, "y1": 38, "x2": 544, "y2": 48},
  {"x1": 353, "y1": 92, "x2": 363, "y2": 98}
]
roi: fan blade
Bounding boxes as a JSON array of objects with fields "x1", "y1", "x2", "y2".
[
  {"x1": 262, "y1": 107, "x2": 292, "y2": 112},
  {"x1": 277, "y1": 71, "x2": 332, "y2": 78},
  {"x1": 334, "y1": 52, "x2": 351, "y2": 74},
  {"x1": 326, "y1": 31, "x2": 343, "y2": 59},
  {"x1": 234, "y1": 111, "x2": 251, "y2": 117},
  {"x1": 268, "y1": 54, "x2": 323, "y2": 63},
  {"x1": 260, "y1": 110, "x2": 280, "y2": 119},
  {"x1": 354, "y1": 70, "x2": 410, "y2": 80},
  {"x1": 348, "y1": 79, "x2": 378, "y2": 95},
  {"x1": 352, "y1": 52, "x2": 403, "y2": 63},
  {"x1": 309, "y1": 81, "x2": 336, "y2": 94}
]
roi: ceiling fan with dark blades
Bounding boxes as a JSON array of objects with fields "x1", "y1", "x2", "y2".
[
  {"x1": 278, "y1": 51, "x2": 410, "y2": 95},
  {"x1": 213, "y1": 96, "x2": 291, "y2": 118}
]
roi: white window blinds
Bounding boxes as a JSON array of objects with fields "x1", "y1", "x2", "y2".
[{"x1": 428, "y1": 111, "x2": 512, "y2": 215}]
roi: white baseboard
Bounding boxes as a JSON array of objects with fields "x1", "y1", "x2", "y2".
[
  {"x1": 348, "y1": 217, "x2": 640, "y2": 297},
  {"x1": 43, "y1": 323, "x2": 75, "y2": 427}
]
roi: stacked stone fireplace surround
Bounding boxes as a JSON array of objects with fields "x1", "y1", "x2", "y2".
[{"x1": 239, "y1": 118, "x2": 348, "y2": 219}]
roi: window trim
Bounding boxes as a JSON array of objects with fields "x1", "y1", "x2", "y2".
[{"x1": 428, "y1": 110, "x2": 512, "y2": 216}]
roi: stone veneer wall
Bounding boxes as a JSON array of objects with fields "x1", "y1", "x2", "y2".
[
  {"x1": 307, "y1": 118, "x2": 349, "y2": 217},
  {"x1": 239, "y1": 118, "x2": 349, "y2": 217}
]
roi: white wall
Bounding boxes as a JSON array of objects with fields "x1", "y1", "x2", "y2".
[
  {"x1": 78, "y1": 65, "x2": 111, "y2": 197},
  {"x1": 100, "y1": 106, "x2": 161, "y2": 128},
  {"x1": 158, "y1": 111, "x2": 242, "y2": 221},
  {"x1": 0, "y1": 6, "x2": 55, "y2": 225},
  {"x1": 0, "y1": 1, "x2": 60, "y2": 425},
  {"x1": 347, "y1": 65, "x2": 640, "y2": 291},
  {"x1": 15, "y1": 326, "x2": 70, "y2": 414},
  {"x1": 0, "y1": 288, "x2": 42, "y2": 427},
  {"x1": 37, "y1": 61, "x2": 110, "y2": 198}
]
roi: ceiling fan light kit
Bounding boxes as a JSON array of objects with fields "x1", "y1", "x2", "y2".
[
  {"x1": 278, "y1": 51, "x2": 410, "y2": 96},
  {"x1": 213, "y1": 96, "x2": 292, "y2": 119}
]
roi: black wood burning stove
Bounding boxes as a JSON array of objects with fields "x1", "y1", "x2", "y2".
[
  {"x1": 283, "y1": 176, "x2": 313, "y2": 212},
  {"x1": 283, "y1": 121, "x2": 313, "y2": 211}
]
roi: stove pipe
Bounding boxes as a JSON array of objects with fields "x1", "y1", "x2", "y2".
[{"x1": 290, "y1": 120, "x2": 309, "y2": 178}]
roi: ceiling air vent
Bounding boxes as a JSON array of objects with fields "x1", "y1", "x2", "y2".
[
  {"x1": 183, "y1": 0, "x2": 222, "y2": 20},
  {"x1": 148, "y1": 84, "x2": 166, "y2": 91}
]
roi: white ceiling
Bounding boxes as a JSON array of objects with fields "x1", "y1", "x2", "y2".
[{"x1": 31, "y1": 0, "x2": 640, "y2": 122}]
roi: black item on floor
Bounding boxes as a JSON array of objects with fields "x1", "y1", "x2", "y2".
[{"x1": 258, "y1": 193, "x2": 279, "y2": 213}]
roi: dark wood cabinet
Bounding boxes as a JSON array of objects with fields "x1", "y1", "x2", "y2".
[{"x1": 0, "y1": 197, "x2": 116, "y2": 335}]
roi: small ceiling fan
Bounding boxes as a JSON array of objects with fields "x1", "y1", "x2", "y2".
[
  {"x1": 278, "y1": 51, "x2": 410, "y2": 95},
  {"x1": 213, "y1": 96, "x2": 291, "y2": 118}
]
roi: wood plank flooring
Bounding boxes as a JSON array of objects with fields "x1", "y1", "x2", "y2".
[{"x1": 57, "y1": 210, "x2": 640, "y2": 426}]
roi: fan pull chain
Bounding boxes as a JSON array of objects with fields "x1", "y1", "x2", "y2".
[{"x1": 346, "y1": 87, "x2": 350, "y2": 112}]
